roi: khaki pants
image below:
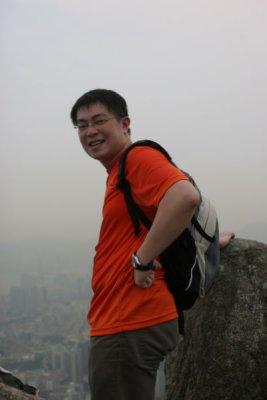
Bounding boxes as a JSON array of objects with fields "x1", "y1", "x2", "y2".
[{"x1": 88, "y1": 319, "x2": 178, "y2": 400}]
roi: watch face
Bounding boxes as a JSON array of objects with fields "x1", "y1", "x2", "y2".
[
  {"x1": 132, "y1": 254, "x2": 139, "y2": 268},
  {"x1": 131, "y1": 254, "x2": 154, "y2": 271}
]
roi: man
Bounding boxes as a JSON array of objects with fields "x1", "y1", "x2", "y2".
[{"x1": 70, "y1": 89, "x2": 200, "y2": 400}]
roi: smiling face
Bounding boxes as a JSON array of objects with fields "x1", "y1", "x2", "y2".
[{"x1": 76, "y1": 102, "x2": 132, "y2": 168}]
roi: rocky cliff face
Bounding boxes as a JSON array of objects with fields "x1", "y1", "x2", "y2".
[
  {"x1": 0, "y1": 367, "x2": 45, "y2": 400},
  {"x1": 0, "y1": 383, "x2": 43, "y2": 400},
  {"x1": 165, "y1": 239, "x2": 267, "y2": 400}
]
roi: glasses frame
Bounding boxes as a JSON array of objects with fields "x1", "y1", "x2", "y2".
[{"x1": 75, "y1": 116, "x2": 115, "y2": 134}]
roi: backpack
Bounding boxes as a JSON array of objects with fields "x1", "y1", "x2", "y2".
[{"x1": 117, "y1": 140, "x2": 220, "y2": 334}]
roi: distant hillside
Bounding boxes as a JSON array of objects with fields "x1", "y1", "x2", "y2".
[
  {"x1": 0, "y1": 237, "x2": 96, "y2": 294},
  {"x1": 0, "y1": 237, "x2": 96, "y2": 273},
  {"x1": 237, "y1": 222, "x2": 267, "y2": 244}
]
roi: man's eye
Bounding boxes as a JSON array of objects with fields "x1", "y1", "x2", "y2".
[
  {"x1": 78, "y1": 125, "x2": 87, "y2": 130},
  {"x1": 94, "y1": 119, "x2": 106, "y2": 126}
]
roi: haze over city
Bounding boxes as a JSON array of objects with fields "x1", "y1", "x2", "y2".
[{"x1": 1, "y1": 0, "x2": 267, "y2": 286}]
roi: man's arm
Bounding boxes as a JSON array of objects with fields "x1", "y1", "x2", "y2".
[{"x1": 134, "y1": 180, "x2": 200, "y2": 287}]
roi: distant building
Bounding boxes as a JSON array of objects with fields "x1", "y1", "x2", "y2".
[{"x1": 70, "y1": 345, "x2": 83, "y2": 383}]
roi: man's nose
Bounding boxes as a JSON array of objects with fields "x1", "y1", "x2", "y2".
[{"x1": 85, "y1": 123, "x2": 98, "y2": 135}]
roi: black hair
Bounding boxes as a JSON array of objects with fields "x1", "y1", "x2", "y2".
[{"x1": 70, "y1": 89, "x2": 129, "y2": 126}]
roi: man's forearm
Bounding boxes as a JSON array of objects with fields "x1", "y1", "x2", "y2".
[{"x1": 136, "y1": 180, "x2": 200, "y2": 264}]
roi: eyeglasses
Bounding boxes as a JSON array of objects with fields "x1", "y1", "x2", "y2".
[{"x1": 75, "y1": 117, "x2": 115, "y2": 133}]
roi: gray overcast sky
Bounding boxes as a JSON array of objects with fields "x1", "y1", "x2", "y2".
[{"x1": 1, "y1": 0, "x2": 267, "y2": 246}]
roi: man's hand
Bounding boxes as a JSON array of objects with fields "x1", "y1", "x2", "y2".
[{"x1": 134, "y1": 259, "x2": 162, "y2": 288}]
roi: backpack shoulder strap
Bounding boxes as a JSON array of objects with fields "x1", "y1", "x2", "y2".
[
  {"x1": 117, "y1": 140, "x2": 173, "y2": 184},
  {"x1": 117, "y1": 139, "x2": 214, "y2": 241},
  {"x1": 117, "y1": 140, "x2": 172, "y2": 236}
]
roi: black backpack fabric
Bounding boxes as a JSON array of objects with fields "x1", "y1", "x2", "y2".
[{"x1": 117, "y1": 140, "x2": 220, "y2": 334}]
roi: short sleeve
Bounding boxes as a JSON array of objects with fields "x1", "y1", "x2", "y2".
[{"x1": 125, "y1": 146, "x2": 188, "y2": 216}]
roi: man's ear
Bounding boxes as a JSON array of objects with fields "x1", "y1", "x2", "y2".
[{"x1": 122, "y1": 116, "x2": 131, "y2": 133}]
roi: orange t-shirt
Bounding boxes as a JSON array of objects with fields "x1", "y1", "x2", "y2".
[{"x1": 88, "y1": 146, "x2": 189, "y2": 336}]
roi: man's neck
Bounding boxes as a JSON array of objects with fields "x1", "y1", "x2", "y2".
[{"x1": 103, "y1": 138, "x2": 132, "y2": 170}]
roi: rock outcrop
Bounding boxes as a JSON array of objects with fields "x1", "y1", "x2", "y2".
[
  {"x1": 0, "y1": 368, "x2": 43, "y2": 400},
  {"x1": 0, "y1": 383, "x2": 40, "y2": 400},
  {"x1": 165, "y1": 238, "x2": 267, "y2": 400}
]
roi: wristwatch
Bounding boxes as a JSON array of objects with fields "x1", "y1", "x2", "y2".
[{"x1": 132, "y1": 253, "x2": 154, "y2": 271}]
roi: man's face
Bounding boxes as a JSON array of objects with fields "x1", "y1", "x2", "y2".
[{"x1": 76, "y1": 102, "x2": 131, "y2": 168}]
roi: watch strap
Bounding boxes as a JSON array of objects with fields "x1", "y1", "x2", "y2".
[{"x1": 132, "y1": 253, "x2": 154, "y2": 271}]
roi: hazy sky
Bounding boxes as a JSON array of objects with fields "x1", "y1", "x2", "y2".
[{"x1": 1, "y1": 0, "x2": 267, "y2": 247}]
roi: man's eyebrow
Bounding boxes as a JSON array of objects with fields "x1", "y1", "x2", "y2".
[{"x1": 77, "y1": 113, "x2": 107, "y2": 123}]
